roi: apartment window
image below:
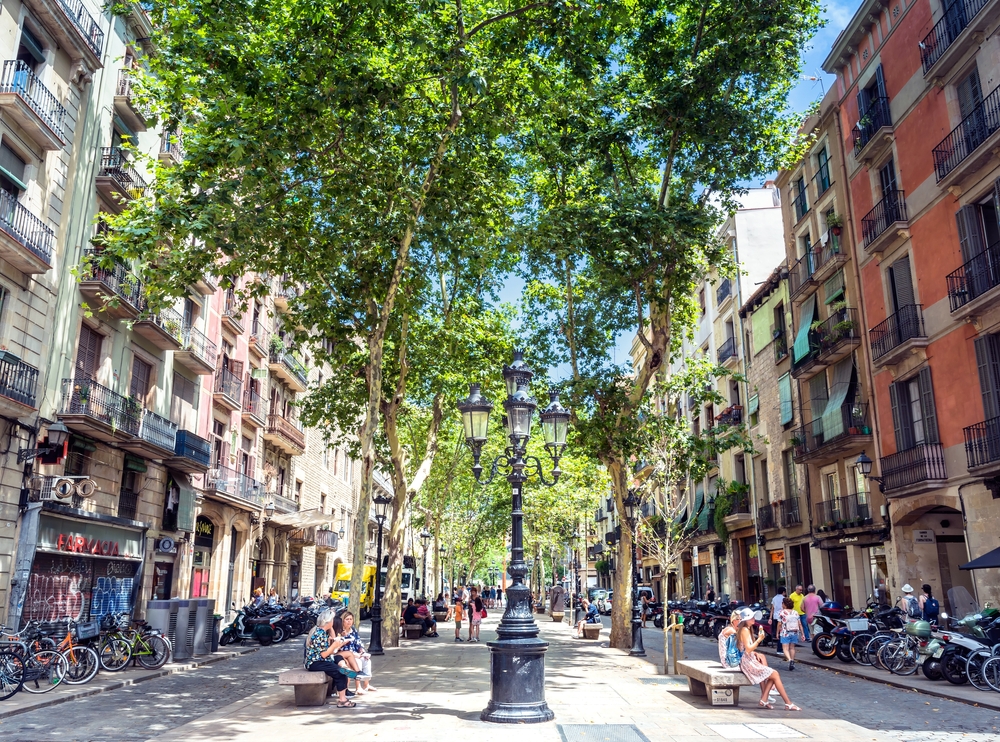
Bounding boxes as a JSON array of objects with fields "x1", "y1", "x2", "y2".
[
  {"x1": 16, "y1": 26, "x2": 45, "y2": 72},
  {"x1": 212, "y1": 419, "x2": 227, "y2": 467},
  {"x1": 822, "y1": 467, "x2": 840, "y2": 517},
  {"x1": 778, "y1": 373, "x2": 793, "y2": 425},
  {"x1": 748, "y1": 394, "x2": 759, "y2": 426},
  {"x1": 332, "y1": 447, "x2": 339, "y2": 475},
  {"x1": 320, "y1": 491, "x2": 327, "y2": 513},
  {"x1": 793, "y1": 177, "x2": 808, "y2": 221},
  {"x1": 172, "y1": 372, "x2": 197, "y2": 405},
  {"x1": 323, "y1": 447, "x2": 329, "y2": 469},
  {"x1": 857, "y1": 64, "x2": 888, "y2": 127},
  {"x1": 974, "y1": 333, "x2": 1000, "y2": 419},
  {"x1": 887, "y1": 254, "x2": 915, "y2": 315},
  {"x1": 957, "y1": 65, "x2": 983, "y2": 125},
  {"x1": 759, "y1": 459, "x2": 770, "y2": 502},
  {"x1": 955, "y1": 185, "x2": 1000, "y2": 264},
  {"x1": 183, "y1": 297, "x2": 196, "y2": 328},
  {"x1": 783, "y1": 449, "x2": 796, "y2": 497},
  {"x1": 0, "y1": 143, "x2": 27, "y2": 198},
  {"x1": 130, "y1": 355, "x2": 152, "y2": 400},
  {"x1": 698, "y1": 288, "x2": 706, "y2": 316},
  {"x1": 878, "y1": 158, "x2": 898, "y2": 200},
  {"x1": 888, "y1": 367, "x2": 939, "y2": 451},
  {"x1": 295, "y1": 480, "x2": 303, "y2": 504},
  {"x1": 76, "y1": 324, "x2": 102, "y2": 379},
  {"x1": 816, "y1": 147, "x2": 831, "y2": 194}
]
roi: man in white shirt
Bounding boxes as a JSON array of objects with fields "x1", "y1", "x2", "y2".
[{"x1": 770, "y1": 586, "x2": 786, "y2": 655}]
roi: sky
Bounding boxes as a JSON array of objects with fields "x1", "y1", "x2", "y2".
[{"x1": 498, "y1": 2, "x2": 856, "y2": 377}]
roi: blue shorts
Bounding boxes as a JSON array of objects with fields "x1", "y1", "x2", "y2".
[{"x1": 780, "y1": 635, "x2": 799, "y2": 645}]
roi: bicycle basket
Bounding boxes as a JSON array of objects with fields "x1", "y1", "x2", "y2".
[
  {"x1": 75, "y1": 620, "x2": 100, "y2": 641},
  {"x1": 99, "y1": 613, "x2": 118, "y2": 632}
]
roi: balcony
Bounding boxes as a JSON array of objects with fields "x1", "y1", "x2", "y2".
[
  {"x1": 191, "y1": 272, "x2": 216, "y2": 296},
  {"x1": 717, "y1": 336, "x2": 738, "y2": 366},
  {"x1": 164, "y1": 429, "x2": 211, "y2": 474},
  {"x1": 58, "y1": 377, "x2": 140, "y2": 443},
  {"x1": 964, "y1": 416, "x2": 1000, "y2": 473},
  {"x1": 812, "y1": 162, "x2": 832, "y2": 200},
  {"x1": 264, "y1": 413, "x2": 306, "y2": 456},
  {"x1": 0, "y1": 60, "x2": 67, "y2": 150},
  {"x1": 249, "y1": 319, "x2": 270, "y2": 358},
  {"x1": 789, "y1": 251, "x2": 817, "y2": 303},
  {"x1": 716, "y1": 404, "x2": 743, "y2": 426},
  {"x1": 174, "y1": 326, "x2": 217, "y2": 375},
  {"x1": 0, "y1": 189, "x2": 54, "y2": 274},
  {"x1": 159, "y1": 131, "x2": 184, "y2": 166},
  {"x1": 205, "y1": 466, "x2": 264, "y2": 511},
  {"x1": 289, "y1": 527, "x2": 316, "y2": 546},
  {"x1": 861, "y1": 189, "x2": 908, "y2": 255},
  {"x1": 791, "y1": 400, "x2": 871, "y2": 463},
  {"x1": 242, "y1": 389, "x2": 267, "y2": 427},
  {"x1": 269, "y1": 343, "x2": 308, "y2": 392},
  {"x1": 134, "y1": 306, "x2": 184, "y2": 350},
  {"x1": 95, "y1": 147, "x2": 149, "y2": 213},
  {"x1": 814, "y1": 493, "x2": 874, "y2": 532},
  {"x1": 269, "y1": 486, "x2": 299, "y2": 514},
  {"x1": 756, "y1": 502, "x2": 777, "y2": 531},
  {"x1": 933, "y1": 83, "x2": 1000, "y2": 189},
  {"x1": 775, "y1": 497, "x2": 802, "y2": 528},
  {"x1": 921, "y1": 0, "x2": 997, "y2": 80},
  {"x1": 120, "y1": 408, "x2": 178, "y2": 459},
  {"x1": 947, "y1": 244, "x2": 1000, "y2": 317},
  {"x1": 113, "y1": 70, "x2": 149, "y2": 133},
  {"x1": 213, "y1": 367, "x2": 242, "y2": 411},
  {"x1": 79, "y1": 249, "x2": 144, "y2": 320},
  {"x1": 0, "y1": 353, "x2": 38, "y2": 414},
  {"x1": 852, "y1": 96, "x2": 894, "y2": 164},
  {"x1": 791, "y1": 307, "x2": 862, "y2": 379},
  {"x1": 23, "y1": 0, "x2": 104, "y2": 66},
  {"x1": 880, "y1": 443, "x2": 947, "y2": 493},
  {"x1": 870, "y1": 304, "x2": 928, "y2": 366},
  {"x1": 316, "y1": 529, "x2": 340, "y2": 552},
  {"x1": 716, "y1": 278, "x2": 732, "y2": 307},
  {"x1": 117, "y1": 487, "x2": 139, "y2": 521},
  {"x1": 272, "y1": 275, "x2": 298, "y2": 312},
  {"x1": 723, "y1": 494, "x2": 752, "y2": 528},
  {"x1": 811, "y1": 235, "x2": 848, "y2": 285},
  {"x1": 221, "y1": 291, "x2": 243, "y2": 334}
]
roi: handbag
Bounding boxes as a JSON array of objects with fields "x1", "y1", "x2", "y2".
[{"x1": 481, "y1": 607, "x2": 488, "y2": 618}]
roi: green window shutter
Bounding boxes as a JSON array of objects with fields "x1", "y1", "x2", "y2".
[
  {"x1": 174, "y1": 474, "x2": 197, "y2": 532},
  {"x1": 778, "y1": 374, "x2": 792, "y2": 425},
  {"x1": 918, "y1": 367, "x2": 939, "y2": 444},
  {"x1": 793, "y1": 294, "x2": 817, "y2": 362},
  {"x1": 824, "y1": 270, "x2": 846, "y2": 304},
  {"x1": 751, "y1": 303, "x2": 772, "y2": 356},
  {"x1": 748, "y1": 394, "x2": 759, "y2": 415},
  {"x1": 889, "y1": 380, "x2": 915, "y2": 451}
]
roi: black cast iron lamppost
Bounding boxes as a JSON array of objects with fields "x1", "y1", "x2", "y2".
[
  {"x1": 623, "y1": 490, "x2": 646, "y2": 657},
  {"x1": 420, "y1": 530, "x2": 431, "y2": 598},
  {"x1": 458, "y1": 349, "x2": 570, "y2": 724},
  {"x1": 439, "y1": 545, "x2": 447, "y2": 597},
  {"x1": 368, "y1": 493, "x2": 392, "y2": 656}
]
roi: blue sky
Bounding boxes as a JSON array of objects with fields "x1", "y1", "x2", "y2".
[{"x1": 499, "y1": 3, "x2": 856, "y2": 377}]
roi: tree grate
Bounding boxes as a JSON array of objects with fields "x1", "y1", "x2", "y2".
[{"x1": 558, "y1": 724, "x2": 652, "y2": 742}]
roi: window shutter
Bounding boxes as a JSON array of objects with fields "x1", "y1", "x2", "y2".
[
  {"x1": 889, "y1": 255, "x2": 914, "y2": 312},
  {"x1": 778, "y1": 374, "x2": 793, "y2": 425},
  {"x1": 957, "y1": 66, "x2": 983, "y2": 119},
  {"x1": 955, "y1": 206, "x2": 985, "y2": 263},
  {"x1": 220, "y1": 441, "x2": 230, "y2": 468},
  {"x1": 918, "y1": 367, "x2": 940, "y2": 444},
  {"x1": 856, "y1": 90, "x2": 868, "y2": 117},
  {"x1": 824, "y1": 270, "x2": 846, "y2": 304},
  {"x1": 975, "y1": 336, "x2": 998, "y2": 420},
  {"x1": 229, "y1": 359, "x2": 244, "y2": 378},
  {"x1": 889, "y1": 381, "x2": 913, "y2": 452},
  {"x1": 874, "y1": 64, "x2": 887, "y2": 100}
]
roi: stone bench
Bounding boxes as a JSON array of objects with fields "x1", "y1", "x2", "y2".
[
  {"x1": 675, "y1": 660, "x2": 754, "y2": 707},
  {"x1": 581, "y1": 623, "x2": 601, "y2": 640},
  {"x1": 433, "y1": 611, "x2": 449, "y2": 623},
  {"x1": 402, "y1": 623, "x2": 424, "y2": 639},
  {"x1": 279, "y1": 669, "x2": 332, "y2": 707},
  {"x1": 551, "y1": 612, "x2": 564, "y2": 622}
]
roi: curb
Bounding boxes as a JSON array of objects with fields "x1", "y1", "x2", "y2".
[{"x1": 0, "y1": 645, "x2": 262, "y2": 720}]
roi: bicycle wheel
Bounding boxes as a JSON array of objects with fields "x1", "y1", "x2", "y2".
[
  {"x1": 0, "y1": 647, "x2": 24, "y2": 700},
  {"x1": 99, "y1": 637, "x2": 132, "y2": 672},
  {"x1": 22, "y1": 650, "x2": 68, "y2": 693},
  {"x1": 886, "y1": 639, "x2": 918, "y2": 676},
  {"x1": 850, "y1": 632, "x2": 874, "y2": 665},
  {"x1": 62, "y1": 645, "x2": 99, "y2": 684},
  {"x1": 865, "y1": 635, "x2": 890, "y2": 669},
  {"x1": 982, "y1": 655, "x2": 1000, "y2": 692},
  {"x1": 967, "y1": 649, "x2": 994, "y2": 691},
  {"x1": 135, "y1": 635, "x2": 170, "y2": 670}
]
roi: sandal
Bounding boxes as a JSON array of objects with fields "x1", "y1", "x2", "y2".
[
  {"x1": 784, "y1": 703, "x2": 802, "y2": 711},
  {"x1": 758, "y1": 700, "x2": 773, "y2": 709},
  {"x1": 338, "y1": 667, "x2": 359, "y2": 679},
  {"x1": 337, "y1": 700, "x2": 357, "y2": 708}
]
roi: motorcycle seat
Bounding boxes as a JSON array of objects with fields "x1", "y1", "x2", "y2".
[{"x1": 245, "y1": 617, "x2": 273, "y2": 625}]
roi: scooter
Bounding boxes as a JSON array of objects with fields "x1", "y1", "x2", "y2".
[{"x1": 220, "y1": 603, "x2": 283, "y2": 646}]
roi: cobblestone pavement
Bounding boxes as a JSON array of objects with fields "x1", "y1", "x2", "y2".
[
  {"x1": 631, "y1": 620, "x2": 1000, "y2": 737},
  {"x1": 0, "y1": 640, "x2": 303, "y2": 742}
]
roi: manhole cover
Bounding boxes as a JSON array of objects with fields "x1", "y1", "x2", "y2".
[
  {"x1": 558, "y1": 724, "x2": 652, "y2": 742},
  {"x1": 637, "y1": 676, "x2": 688, "y2": 686}
]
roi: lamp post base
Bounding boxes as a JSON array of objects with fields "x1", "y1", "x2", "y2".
[{"x1": 481, "y1": 637, "x2": 554, "y2": 724}]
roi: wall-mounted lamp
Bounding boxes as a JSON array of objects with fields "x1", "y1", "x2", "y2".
[
  {"x1": 17, "y1": 421, "x2": 70, "y2": 464},
  {"x1": 856, "y1": 452, "x2": 885, "y2": 493}
]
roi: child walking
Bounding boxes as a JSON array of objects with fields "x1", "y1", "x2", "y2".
[
  {"x1": 452, "y1": 595, "x2": 465, "y2": 642},
  {"x1": 778, "y1": 596, "x2": 805, "y2": 670}
]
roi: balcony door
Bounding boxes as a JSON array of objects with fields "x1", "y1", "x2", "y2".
[
  {"x1": 888, "y1": 254, "x2": 914, "y2": 315},
  {"x1": 889, "y1": 368, "x2": 939, "y2": 452},
  {"x1": 958, "y1": 65, "x2": 985, "y2": 153},
  {"x1": 75, "y1": 324, "x2": 102, "y2": 380}
]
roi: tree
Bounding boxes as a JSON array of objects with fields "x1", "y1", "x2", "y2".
[
  {"x1": 97, "y1": 0, "x2": 618, "y2": 643},
  {"x1": 517, "y1": 0, "x2": 821, "y2": 649}
]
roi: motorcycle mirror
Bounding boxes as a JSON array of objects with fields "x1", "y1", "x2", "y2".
[{"x1": 975, "y1": 614, "x2": 983, "y2": 620}]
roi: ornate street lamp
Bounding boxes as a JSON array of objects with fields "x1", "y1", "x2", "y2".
[
  {"x1": 623, "y1": 490, "x2": 646, "y2": 657},
  {"x1": 458, "y1": 349, "x2": 570, "y2": 724},
  {"x1": 368, "y1": 493, "x2": 392, "y2": 656},
  {"x1": 420, "y1": 530, "x2": 431, "y2": 598}
]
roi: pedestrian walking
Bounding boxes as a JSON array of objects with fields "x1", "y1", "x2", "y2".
[
  {"x1": 790, "y1": 584, "x2": 808, "y2": 640},
  {"x1": 641, "y1": 593, "x2": 650, "y2": 628},
  {"x1": 770, "y1": 586, "x2": 786, "y2": 654},
  {"x1": 734, "y1": 607, "x2": 801, "y2": 711},
  {"x1": 802, "y1": 585, "x2": 822, "y2": 638},
  {"x1": 899, "y1": 584, "x2": 921, "y2": 618},
  {"x1": 469, "y1": 587, "x2": 484, "y2": 642},
  {"x1": 778, "y1": 597, "x2": 805, "y2": 670},
  {"x1": 919, "y1": 584, "x2": 940, "y2": 624}
]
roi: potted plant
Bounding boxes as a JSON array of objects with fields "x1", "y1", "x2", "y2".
[{"x1": 827, "y1": 211, "x2": 844, "y2": 237}]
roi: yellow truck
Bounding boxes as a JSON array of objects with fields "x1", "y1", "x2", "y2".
[{"x1": 330, "y1": 564, "x2": 377, "y2": 619}]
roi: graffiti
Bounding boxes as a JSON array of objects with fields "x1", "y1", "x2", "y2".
[
  {"x1": 22, "y1": 554, "x2": 92, "y2": 624},
  {"x1": 90, "y1": 576, "x2": 134, "y2": 618}
]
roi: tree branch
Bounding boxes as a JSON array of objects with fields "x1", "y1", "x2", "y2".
[{"x1": 467, "y1": 2, "x2": 549, "y2": 37}]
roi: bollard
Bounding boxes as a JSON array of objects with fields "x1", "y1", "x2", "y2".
[{"x1": 666, "y1": 613, "x2": 685, "y2": 675}]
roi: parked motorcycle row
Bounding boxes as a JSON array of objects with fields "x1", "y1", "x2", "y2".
[{"x1": 219, "y1": 596, "x2": 325, "y2": 646}]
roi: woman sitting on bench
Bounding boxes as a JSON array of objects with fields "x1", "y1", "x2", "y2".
[
  {"x1": 574, "y1": 598, "x2": 600, "y2": 638},
  {"x1": 305, "y1": 608, "x2": 358, "y2": 709},
  {"x1": 734, "y1": 607, "x2": 800, "y2": 711}
]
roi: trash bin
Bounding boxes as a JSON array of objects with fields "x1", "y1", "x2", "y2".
[
  {"x1": 211, "y1": 615, "x2": 222, "y2": 653},
  {"x1": 173, "y1": 599, "x2": 195, "y2": 660},
  {"x1": 145, "y1": 600, "x2": 173, "y2": 638},
  {"x1": 193, "y1": 599, "x2": 214, "y2": 655}
]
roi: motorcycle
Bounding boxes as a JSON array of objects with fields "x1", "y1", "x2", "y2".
[{"x1": 220, "y1": 603, "x2": 283, "y2": 646}]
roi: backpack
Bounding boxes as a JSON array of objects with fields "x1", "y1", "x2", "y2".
[
  {"x1": 904, "y1": 595, "x2": 921, "y2": 619},
  {"x1": 923, "y1": 597, "x2": 940, "y2": 620},
  {"x1": 723, "y1": 634, "x2": 743, "y2": 668}
]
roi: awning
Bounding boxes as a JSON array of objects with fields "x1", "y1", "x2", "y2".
[
  {"x1": 821, "y1": 360, "x2": 854, "y2": 440},
  {"x1": 793, "y1": 294, "x2": 817, "y2": 362},
  {"x1": 960, "y1": 546, "x2": 1000, "y2": 570},
  {"x1": 673, "y1": 506, "x2": 688, "y2": 526},
  {"x1": 687, "y1": 489, "x2": 705, "y2": 531},
  {"x1": 268, "y1": 508, "x2": 336, "y2": 529},
  {"x1": 167, "y1": 471, "x2": 197, "y2": 533}
]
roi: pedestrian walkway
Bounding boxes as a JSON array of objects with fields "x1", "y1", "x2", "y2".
[{"x1": 148, "y1": 616, "x2": 903, "y2": 742}]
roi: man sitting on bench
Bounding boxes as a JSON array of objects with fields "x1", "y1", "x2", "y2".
[
  {"x1": 575, "y1": 598, "x2": 600, "y2": 638},
  {"x1": 415, "y1": 598, "x2": 439, "y2": 637}
]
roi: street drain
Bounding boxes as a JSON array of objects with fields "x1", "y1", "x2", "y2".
[
  {"x1": 558, "y1": 724, "x2": 652, "y2": 742},
  {"x1": 637, "y1": 676, "x2": 688, "y2": 686}
]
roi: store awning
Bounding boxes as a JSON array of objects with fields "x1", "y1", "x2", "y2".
[
  {"x1": 268, "y1": 508, "x2": 336, "y2": 529},
  {"x1": 960, "y1": 546, "x2": 1000, "y2": 570}
]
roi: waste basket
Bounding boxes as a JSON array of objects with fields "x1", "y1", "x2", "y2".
[{"x1": 193, "y1": 599, "x2": 214, "y2": 655}]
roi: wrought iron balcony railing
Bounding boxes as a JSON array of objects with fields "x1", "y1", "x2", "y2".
[
  {"x1": 174, "y1": 429, "x2": 210, "y2": 467},
  {"x1": 933, "y1": 83, "x2": 1000, "y2": 182},
  {"x1": 789, "y1": 250, "x2": 816, "y2": 296},
  {"x1": 792, "y1": 307, "x2": 860, "y2": 372},
  {"x1": 776, "y1": 497, "x2": 802, "y2": 527},
  {"x1": 716, "y1": 404, "x2": 743, "y2": 426},
  {"x1": 0, "y1": 60, "x2": 67, "y2": 140},
  {"x1": 98, "y1": 147, "x2": 149, "y2": 200},
  {"x1": 880, "y1": 442, "x2": 947, "y2": 491},
  {"x1": 138, "y1": 409, "x2": 177, "y2": 452},
  {"x1": 716, "y1": 278, "x2": 731, "y2": 306},
  {"x1": 181, "y1": 325, "x2": 218, "y2": 367},
  {"x1": 60, "y1": 377, "x2": 141, "y2": 436},
  {"x1": 947, "y1": 243, "x2": 1000, "y2": 312},
  {"x1": 791, "y1": 400, "x2": 869, "y2": 459},
  {"x1": 214, "y1": 367, "x2": 242, "y2": 405},
  {"x1": 921, "y1": 0, "x2": 991, "y2": 71},
  {"x1": 852, "y1": 96, "x2": 893, "y2": 155},
  {"x1": 757, "y1": 503, "x2": 777, "y2": 530},
  {"x1": 56, "y1": 0, "x2": 104, "y2": 56},
  {"x1": 82, "y1": 248, "x2": 144, "y2": 312},
  {"x1": 0, "y1": 188, "x2": 55, "y2": 266},
  {"x1": 717, "y1": 336, "x2": 737, "y2": 364},
  {"x1": 814, "y1": 493, "x2": 872, "y2": 529},
  {"x1": 0, "y1": 354, "x2": 38, "y2": 408},
  {"x1": 207, "y1": 465, "x2": 263, "y2": 506},
  {"x1": 244, "y1": 389, "x2": 266, "y2": 421},
  {"x1": 869, "y1": 304, "x2": 926, "y2": 362},
  {"x1": 267, "y1": 413, "x2": 306, "y2": 451},
  {"x1": 964, "y1": 415, "x2": 1000, "y2": 469},
  {"x1": 861, "y1": 189, "x2": 907, "y2": 248}
]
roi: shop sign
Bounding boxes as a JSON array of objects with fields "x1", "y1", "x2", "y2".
[
  {"x1": 38, "y1": 515, "x2": 142, "y2": 560},
  {"x1": 194, "y1": 516, "x2": 215, "y2": 547},
  {"x1": 769, "y1": 550, "x2": 785, "y2": 564},
  {"x1": 913, "y1": 530, "x2": 935, "y2": 544},
  {"x1": 839, "y1": 536, "x2": 859, "y2": 544},
  {"x1": 694, "y1": 551, "x2": 712, "y2": 566}
]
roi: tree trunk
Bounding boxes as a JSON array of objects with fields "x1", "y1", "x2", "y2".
[
  {"x1": 380, "y1": 495, "x2": 407, "y2": 647},
  {"x1": 607, "y1": 459, "x2": 633, "y2": 649}
]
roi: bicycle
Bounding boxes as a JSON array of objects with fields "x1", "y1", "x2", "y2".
[
  {"x1": 99, "y1": 613, "x2": 170, "y2": 671},
  {"x1": 0, "y1": 642, "x2": 25, "y2": 701},
  {"x1": 878, "y1": 633, "x2": 919, "y2": 675},
  {"x1": 49, "y1": 620, "x2": 100, "y2": 685}
]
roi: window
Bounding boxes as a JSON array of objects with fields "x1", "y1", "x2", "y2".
[
  {"x1": 172, "y1": 372, "x2": 197, "y2": 405},
  {"x1": 130, "y1": 355, "x2": 152, "y2": 400},
  {"x1": 295, "y1": 480, "x2": 303, "y2": 504},
  {"x1": 816, "y1": 147, "x2": 831, "y2": 194},
  {"x1": 778, "y1": 373, "x2": 793, "y2": 425},
  {"x1": 17, "y1": 26, "x2": 45, "y2": 72},
  {"x1": 889, "y1": 367, "x2": 939, "y2": 451},
  {"x1": 974, "y1": 333, "x2": 1000, "y2": 419},
  {"x1": 76, "y1": 324, "x2": 102, "y2": 379},
  {"x1": 323, "y1": 447, "x2": 329, "y2": 469},
  {"x1": 888, "y1": 254, "x2": 914, "y2": 314},
  {"x1": 0, "y1": 144, "x2": 27, "y2": 198},
  {"x1": 823, "y1": 469, "x2": 840, "y2": 516},
  {"x1": 698, "y1": 288, "x2": 706, "y2": 316},
  {"x1": 320, "y1": 491, "x2": 327, "y2": 513},
  {"x1": 878, "y1": 158, "x2": 898, "y2": 200},
  {"x1": 793, "y1": 294, "x2": 816, "y2": 363},
  {"x1": 759, "y1": 459, "x2": 770, "y2": 502},
  {"x1": 783, "y1": 449, "x2": 796, "y2": 497},
  {"x1": 857, "y1": 64, "x2": 888, "y2": 125},
  {"x1": 955, "y1": 183, "x2": 1000, "y2": 264},
  {"x1": 823, "y1": 270, "x2": 845, "y2": 306},
  {"x1": 793, "y1": 177, "x2": 808, "y2": 221},
  {"x1": 957, "y1": 65, "x2": 983, "y2": 123},
  {"x1": 212, "y1": 419, "x2": 227, "y2": 468},
  {"x1": 748, "y1": 394, "x2": 759, "y2": 426}
]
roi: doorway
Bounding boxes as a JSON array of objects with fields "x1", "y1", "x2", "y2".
[
  {"x1": 226, "y1": 526, "x2": 238, "y2": 612},
  {"x1": 830, "y1": 548, "x2": 853, "y2": 607},
  {"x1": 937, "y1": 536, "x2": 976, "y2": 598}
]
